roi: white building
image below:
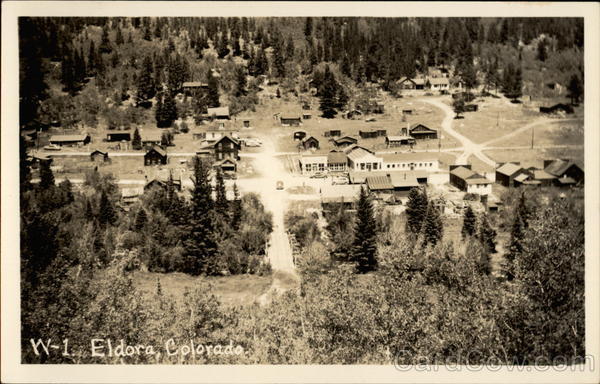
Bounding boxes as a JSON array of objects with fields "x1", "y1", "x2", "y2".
[
  {"x1": 299, "y1": 155, "x2": 328, "y2": 175},
  {"x1": 381, "y1": 152, "x2": 439, "y2": 172},
  {"x1": 344, "y1": 145, "x2": 383, "y2": 172}
]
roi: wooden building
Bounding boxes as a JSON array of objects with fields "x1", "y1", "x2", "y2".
[
  {"x1": 144, "y1": 146, "x2": 167, "y2": 166},
  {"x1": 409, "y1": 123, "x2": 438, "y2": 140},
  {"x1": 49, "y1": 133, "x2": 91, "y2": 147},
  {"x1": 301, "y1": 136, "x2": 319, "y2": 150},
  {"x1": 385, "y1": 135, "x2": 416, "y2": 148},
  {"x1": 106, "y1": 131, "x2": 132, "y2": 142},
  {"x1": 332, "y1": 136, "x2": 358, "y2": 148},
  {"x1": 281, "y1": 115, "x2": 302, "y2": 127},
  {"x1": 90, "y1": 150, "x2": 109, "y2": 163}
]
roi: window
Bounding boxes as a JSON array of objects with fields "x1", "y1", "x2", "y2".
[
  {"x1": 387, "y1": 165, "x2": 390, "y2": 169},
  {"x1": 392, "y1": 164, "x2": 395, "y2": 168},
  {"x1": 306, "y1": 164, "x2": 311, "y2": 172},
  {"x1": 373, "y1": 163, "x2": 378, "y2": 170},
  {"x1": 361, "y1": 163, "x2": 365, "y2": 170}
]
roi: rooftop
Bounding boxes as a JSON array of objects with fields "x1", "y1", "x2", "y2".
[
  {"x1": 49, "y1": 134, "x2": 89, "y2": 142},
  {"x1": 380, "y1": 152, "x2": 438, "y2": 163},
  {"x1": 496, "y1": 162, "x2": 522, "y2": 177},
  {"x1": 207, "y1": 106, "x2": 230, "y2": 116},
  {"x1": 321, "y1": 184, "x2": 363, "y2": 203},
  {"x1": 366, "y1": 175, "x2": 394, "y2": 191},
  {"x1": 388, "y1": 171, "x2": 420, "y2": 188},
  {"x1": 327, "y1": 151, "x2": 347, "y2": 164}
]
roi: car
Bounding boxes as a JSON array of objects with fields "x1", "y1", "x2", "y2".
[
  {"x1": 310, "y1": 172, "x2": 327, "y2": 179},
  {"x1": 43, "y1": 144, "x2": 61, "y2": 151},
  {"x1": 276, "y1": 181, "x2": 284, "y2": 190},
  {"x1": 365, "y1": 117, "x2": 377, "y2": 122},
  {"x1": 332, "y1": 176, "x2": 349, "y2": 185}
]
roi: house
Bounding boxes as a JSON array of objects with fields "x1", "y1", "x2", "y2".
[
  {"x1": 302, "y1": 112, "x2": 312, "y2": 120},
  {"x1": 345, "y1": 145, "x2": 383, "y2": 172},
  {"x1": 381, "y1": 152, "x2": 439, "y2": 173},
  {"x1": 366, "y1": 174, "x2": 394, "y2": 200},
  {"x1": 301, "y1": 136, "x2": 319, "y2": 150},
  {"x1": 280, "y1": 115, "x2": 302, "y2": 126},
  {"x1": 527, "y1": 168, "x2": 556, "y2": 187},
  {"x1": 495, "y1": 162, "x2": 524, "y2": 187},
  {"x1": 121, "y1": 187, "x2": 144, "y2": 205},
  {"x1": 214, "y1": 158, "x2": 238, "y2": 173},
  {"x1": 293, "y1": 130, "x2": 308, "y2": 141},
  {"x1": 144, "y1": 169, "x2": 182, "y2": 191},
  {"x1": 299, "y1": 155, "x2": 328, "y2": 175},
  {"x1": 320, "y1": 184, "x2": 363, "y2": 211},
  {"x1": 398, "y1": 77, "x2": 426, "y2": 90},
  {"x1": 343, "y1": 109, "x2": 363, "y2": 119},
  {"x1": 206, "y1": 106, "x2": 230, "y2": 120},
  {"x1": 429, "y1": 77, "x2": 450, "y2": 91},
  {"x1": 388, "y1": 171, "x2": 421, "y2": 196},
  {"x1": 409, "y1": 123, "x2": 438, "y2": 140},
  {"x1": 106, "y1": 130, "x2": 132, "y2": 142},
  {"x1": 28, "y1": 154, "x2": 53, "y2": 168},
  {"x1": 213, "y1": 135, "x2": 241, "y2": 162},
  {"x1": 327, "y1": 151, "x2": 347, "y2": 172},
  {"x1": 449, "y1": 165, "x2": 492, "y2": 195},
  {"x1": 182, "y1": 81, "x2": 208, "y2": 95},
  {"x1": 359, "y1": 129, "x2": 386, "y2": 139},
  {"x1": 324, "y1": 129, "x2": 342, "y2": 137},
  {"x1": 49, "y1": 133, "x2": 91, "y2": 147},
  {"x1": 90, "y1": 150, "x2": 109, "y2": 163},
  {"x1": 464, "y1": 104, "x2": 479, "y2": 112},
  {"x1": 402, "y1": 109, "x2": 414, "y2": 115},
  {"x1": 302, "y1": 103, "x2": 311, "y2": 110},
  {"x1": 539, "y1": 103, "x2": 574, "y2": 115},
  {"x1": 242, "y1": 119, "x2": 252, "y2": 128},
  {"x1": 141, "y1": 130, "x2": 163, "y2": 147},
  {"x1": 543, "y1": 159, "x2": 584, "y2": 184},
  {"x1": 144, "y1": 146, "x2": 167, "y2": 166},
  {"x1": 332, "y1": 136, "x2": 358, "y2": 148},
  {"x1": 385, "y1": 135, "x2": 416, "y2": 148}
]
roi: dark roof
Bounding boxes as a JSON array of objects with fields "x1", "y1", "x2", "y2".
[
  {"x1": 334, "y1": 136, "x2": 358, "y2": 144},
  {"x1": 49, "y1": 134, "x2": 89, "y2": 142},
  {"x1": 90, "y1": 150, "x2": 108, "y2": 156},
  {"x1": 146, "y1": 145, "x2": 166, "y2": 157},
  {"x1": 302, "y1": 136, "x2": 318, "y2": 143},
  {"x1": 215, "y1": 135, "x2": 240, "y2": 147},
  {"x1": 545, "y1": 159, "x2": 581, "y2": 177},
  {"x1": 410, "y1": 124, "x2": 437, "y2": 133},
  {"x1": 327, "y1": 151, "x2": 347, "y2": 164}
]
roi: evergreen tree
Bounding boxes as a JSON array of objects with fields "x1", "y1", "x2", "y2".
[
  {"x1": 134, "y1": 207, "x2": 147, "y2": 231},
  {"x1": 478, "y1": 213, "x2": 497, "y2": 254},
  {"x1": 132, "y1": 128, "x2": 142, "y2": 150},
  {"x1": 115, "y1": 25, "x2": 124, "y2": 45},
  {"x1": 99, "y1": 25, "x2": 112, "y2": 54},
  {"x1": 38, "y1": 160, "x2": 55, "y2": 190},
  {"x1": 537, "y1": 38, "x2": 547, "y2": 62},
  {"x1": 461, "y1": 205, "x2": 477, "y2": 237},
  {"x1": 143, "y1": 26, "x2": 152, "y2": 41},
  {"x1": 136, "y1": 56, "x2": 156, "y2": 107},
  {"x1": 272, "y1": 40, "x2": 286, "y2": 78},
  {"x1": 318, "y1": 65, "x2": 338, "y2": 118},
  {"x1": 206, "y1": 70, "x2": 220, "y2": 108},
  {"x1": 154, "y1": 92, "x2": 164, "y2": 126},
  {"x1": 453, "y1": 97, "x2": 465, "y2": 118},
  {"x1": 98, "y1": 190, "x2": 116, "y2": 226},
  {"x1": 161, "y1": 94, "x2": 178, "y2": 128},
  {"x1": 230, "y1": 183, "x2": 243, "y2": 230},
  {"x1": 506, "y1": 213, "x2": 525, "y2": 280},
  {"x1": 405, "y1": 187, "x2": 428, "y2": 234},
  {"x1": 184, "y1": 157, "x2": 218, "y2": 275},
  {"x1": 217, "y1": 34, "x2": 230, "y2": 59},
  {"x1": 351, "y1": 187, "x2": 377, "y2": 273},
  {"x1": 215, "y1": 169, "x2": 229, "y2": 219},
  {"x1": 234, "y1": 65, "x2": 247, "y2": 97},
  {"x1": 423, "y1": 203, "x2": 443, "y2": 247},
  {"x1": 567, "y1": 73, "x2": 583, "y2": 105},
  {"x1": 304, "y1": 17, "x2": 313, "y2": 40}
]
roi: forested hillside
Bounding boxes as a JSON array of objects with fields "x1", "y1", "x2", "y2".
[{"x1": 20, "y1": 17, "x2": 583, "y2": 131}]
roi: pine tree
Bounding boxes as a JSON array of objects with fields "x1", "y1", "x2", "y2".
[
  {"x1": 183, "y1": 157, "x2": 218, "y2": 275},
  {"x1": 38, "y1": 160, "x2": 55, "y2": 190},
  {"x1": 234, "y1": 65, "x2": 247, "y2": 97},
  {"x1": 351, "y1": 187, "x2": 377, "y2": 273},
  {"x1": 99, "y1": 25, "x2": 112, "y2": 54},
  {"x1": 567, "y1": 73, "x2": 583, "y2": 105},
  {"x1": 506, "y1": 213, "x2": 525, "y2": 280},
  {"x1": 143, "y1": 26, "x2": 152, "y2": 41},
  {"x1": 478, "y1": 213, "x2": 497, "y2": 254},
  {"x1": 453, "y1": 97, "x2": 465, "y2": 119},
  {"x1": 154, "y1": 92, "x2": 164, "y2": 126},
  {"x1": 405, "y1": 187, "x2": 428, "y2": 234},
  {"x1": 304, "y1": 17, "x2": 313, "y2": 40},
  {"x1": 136, "y1": 56, "x2": 156, "y2": 107},
  {"x1": 132, "y1": 128, "x2": 142, "y2": 150},
  {"x1": 206, "y1": 70, "x2": 220, "y2": 108},
  {"x1": 115, "y1": 25, "x2": 124, "y2": 45},
  {"x1": 160, "y1": 94, "x2": 177, "y2": 128},
  {"x1": 461, "y1": 205, "x2": 477, "y2": 237},
  {"x1": 319, "y1": 65, "x2": 338, "y2": 118},
  {"x1": 98, "y1": 190, "x2": 116, "y2": 226},
  {"x1": 537, "y1": 38, "x2": 547, "y2": 62},
  {"x1": 215, "y1": 169, "x2": 229, "y2": 220},
  {"x1": 134, "y1": 207, "x2": 147, "y2": 231},
  {"x1": 423, "y1": 203, "x2": 443, "y2": 247},
  {"x1": 230, "y1": 183, "x2": 243, "y2": 230}
]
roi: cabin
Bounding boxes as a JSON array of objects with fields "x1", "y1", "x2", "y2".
[
  {"x1": 141, "y1": 130, "x2": 163, "y2": 148},
  {"x1": 49, "y1": 133, "x2": 91, "y2": 147},
  {"x1": 409, "y1": 123, "x2": 438, "y2": 140},
  {"x1": 182, "y1": 81, "x2": 208, "y2": 95},
  {"x1": 381, "y1": 152, "x2": 439, "y2": 172},
  {"x1": 144, "y1": 146, "x2": 167, "y2": 166},
  {"x1": 324, "y1": 129, "x2": 342, "y2": 137},
  {"x1": 144, "y1": 169, "x2": 182, "y2": 191},
  {"x1": 302, "y1": 103, "x2": 311, "y2": 110},
  {"x1": 327, "y1": 151, "x2": 348, "y2": 172},
  {"x1": 374, "y1": 103, "x2": 385, "y2": 114},
  {"x1": 90, "y1": 150, "x2": 109, "y2": 163},
  {"x1": 302, "y1": 112, "x2": 312, "y2": 120},
  {"x1": 281, "y1": 115, "x2": 302, "y2": 127},
  {"x1": 398, "y1": 77, "x2": 426, "y2": 90},
  {"x1": 293, "y1": 130, "x2": 308, "y2": 141},
  {"x1": 299, "y1": 155, "x2": 328, "y2": 175},
  {"x1": 106, "y1": 131, "x2": 132, "y2": 142},
  {"x1": 464, "y1": 104, "x2": 479, "y2": 112},
  {"x1": 495, "y1": 162, "x2": 523, "y2": 188},
  {"x1": 385, "y1": 135, "x2": 416, "y2": 148},
  {"x1": 343, "y1": 109, "x2": 363, "y2": 119},
  {"x1": 213, "y1": 135, "x2": 241, "y2": 162},
  {"x1": 544, "y1": 159, "x2": 584, "y2": 185},
  {"x1": 359, "y1": 129, "x2": 386, "y2": 139},
  {"x1": 320, "y1": 184, "x2": 362, "y2": 211},
  {"x1": 366, "y1": 175, "x2": 394, "y2": 200},
  {"x1": 332, "y1": 136, "x2": 358, "y2": 148},
  {"x1": 429, "y1": 77, "x2": 450, "y2": 91},
  {"x1": 28, "y1": 154, "x2": 53, "y2": 168},
  {"x1": 402, "y1": 109, "x2": 414, "y2": 115},
  {"x1": 206, "y1": 106, "x2": 231, "y2": 120},
  {"x1": 449, "y1": 165, "x2": 492, "y2": 195},
  {"x1": 242, "y1": 119, "x2": 252, "y2": 128},
  {"x1": 301, "y1": 136, "x2": 319, "y2": 150}
]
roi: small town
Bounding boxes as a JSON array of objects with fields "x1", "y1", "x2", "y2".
[{"x1": 17, "y1": 15, "x2": 585, "y2": 366}]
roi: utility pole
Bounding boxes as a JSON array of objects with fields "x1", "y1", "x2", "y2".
[{"x1": 531, "y1": 125, "x2": 534, "y2": 149}]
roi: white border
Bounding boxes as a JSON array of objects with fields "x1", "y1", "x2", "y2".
[{"x1": 2, "y1": 2, "x2": 599, "y2": 383}]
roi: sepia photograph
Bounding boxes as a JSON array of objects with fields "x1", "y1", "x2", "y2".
[{"x1": 2, "y1": 1, "x2": 599, "y2": 383}]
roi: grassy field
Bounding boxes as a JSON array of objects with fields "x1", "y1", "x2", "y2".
[
  {"x1": 483, "y1": 147, "x2": 584, "y2": 168},
  {"x1": 132, "y1": 270, "x2": 273, "y2": 308},
  {"x1": 489, "y1": 119, "x2": 584, "y2": 148}
]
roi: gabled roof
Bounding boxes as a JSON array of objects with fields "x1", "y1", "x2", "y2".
[
  {"x1": 146, "y1": 145, "x2": 166, "y2": 157},
  {"x1": 366, "y1": 175, "x2": 394, "y2": 190},
  {"x1": 327, "y1": 151, "x2": 347, "y2": 164},
  {"x1": 281, "y1": 115, "x2": 301, "y2": 120},
  {"x1": 49, "y1": 134, "x2": 89, "y2": 142},
  {"x1": 532, "y1": 169, "x2": 556, "y2": 180},
  {"x1": 545, "y1": 159, "x2": 581, "y2": 177},
  {"x1": 410, "y1": 123, "x2": 437, "y2": 133},
  {"x1": 207, "y1": 106, "x2": 230, "y2": 116},
  {"x1": 121, "y1": 187, "x2": 144, "y2": 198},
  {"x1": 466, "y1": 177, "x2": 492, "y2": 185},
  {"x1": 90, "y1": 149, "x2": 108, "y2": 156},
  {"x1": 451, "y1": 166, "x2": 476, "y2": 180},
  {"x1": 302, "y1": 135, "x2": 319, "y2": 143},
  {"x1": 347, "y1": 147, "x2": 380, "y2": 163},
  {"x1": 388, "y1": 171, "x2": 420, "y2": 188},
  {"x1": 429, "y1": 77, "x2": 449, "y2": 85},
  {"x1": 300, "y1": 155, "x2": 328, "y2": 165},
  {"x1": 215, "y1": 135, "x2": 240, "y2": 147},
  {"x1": 513, "y1": 173, "x2": 530, "y2": 183},
  {"x1": 496, "y1": 162, "x2": 522, "y2": 177},
  {"x1": 215, "y1": 158, "x2": 237, "y2": 166},
  {"x1": 556, "y1": 176, "x2": 576, "y2": 184},
  {"x1": 334, "y1": 136, "x2": 358, "y2": 144}
]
